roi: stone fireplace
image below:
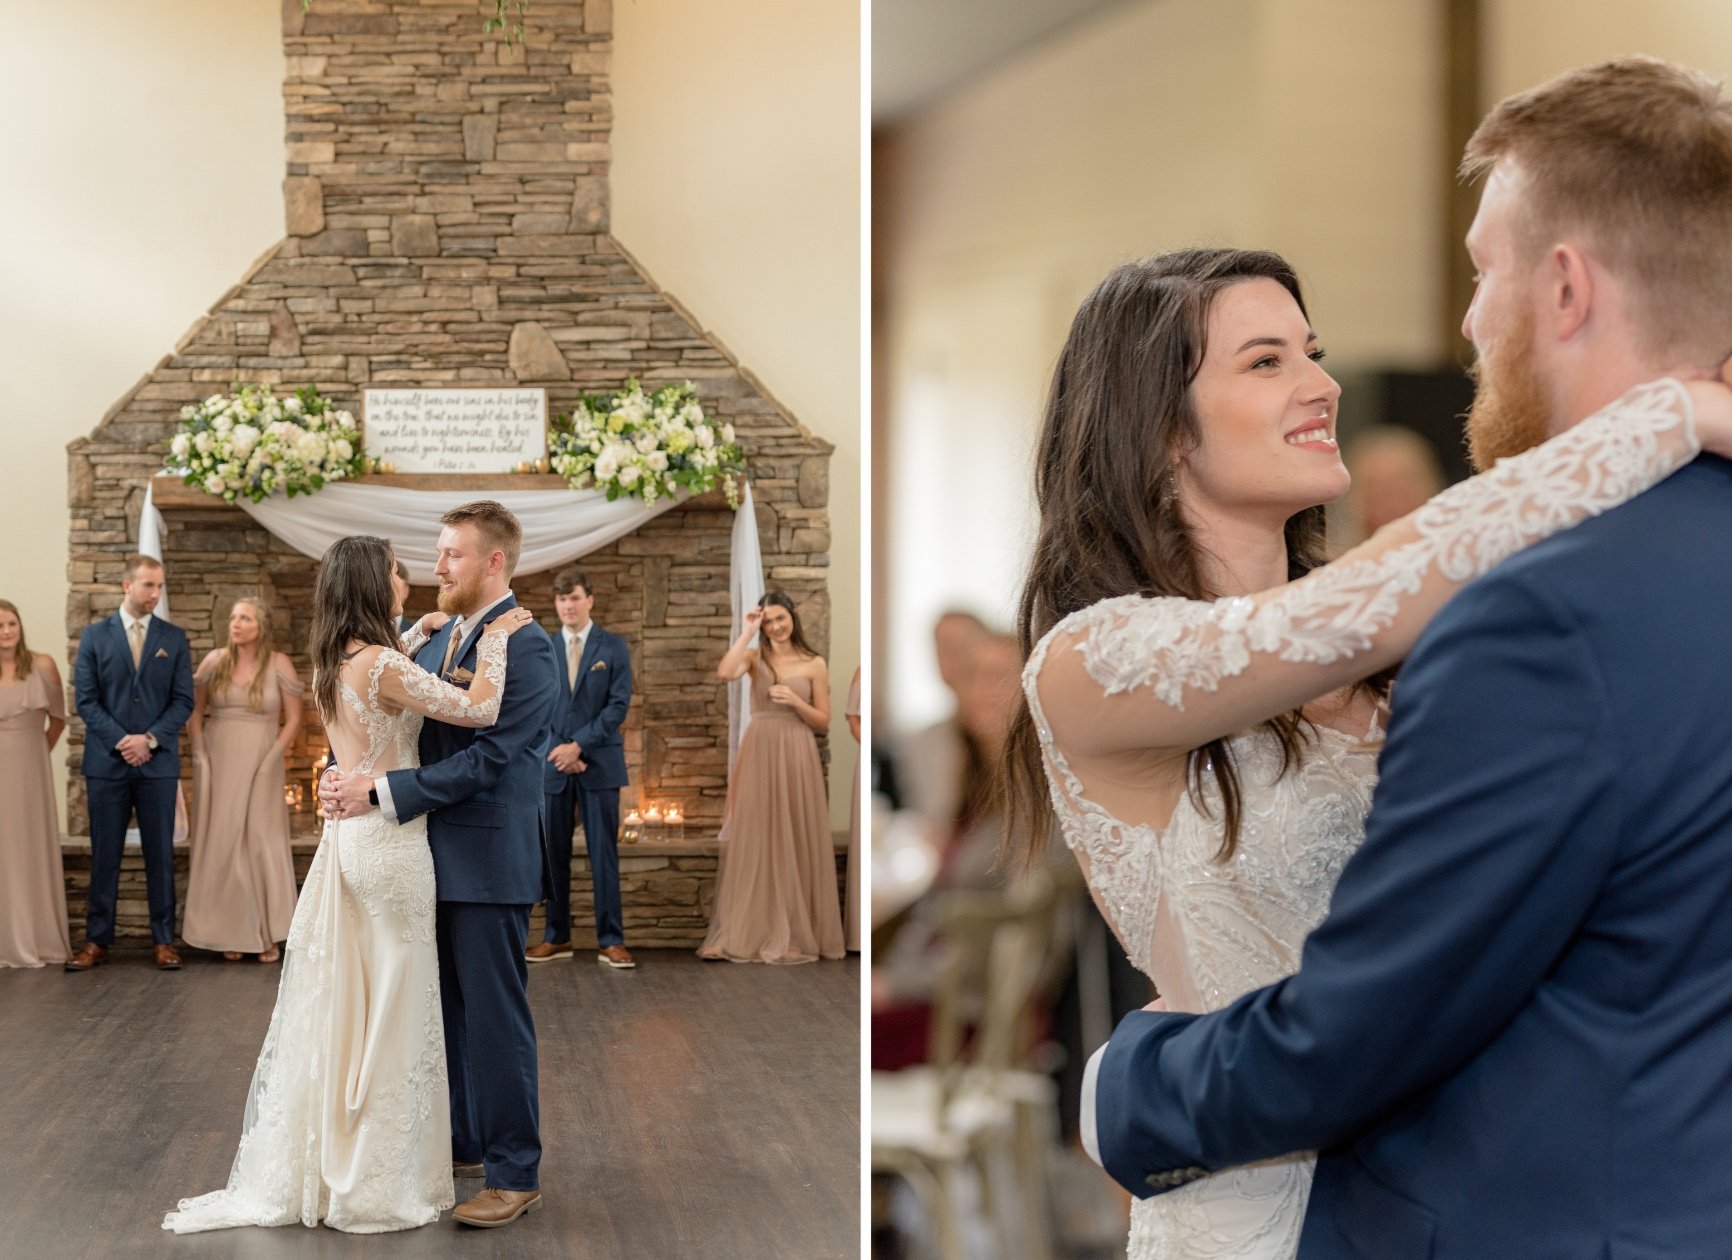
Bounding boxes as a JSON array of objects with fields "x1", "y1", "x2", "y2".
[{"x1": 62, "y1": 0, "x2": 835, "y2": 947}]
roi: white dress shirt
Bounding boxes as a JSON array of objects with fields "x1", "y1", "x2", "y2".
[
  {"x1": 1081, "y1": 1042, "x2": 1106, "y2": 1166},
  {"x1": 376, "y1": 590, "x2": 515, "y2": 823}
]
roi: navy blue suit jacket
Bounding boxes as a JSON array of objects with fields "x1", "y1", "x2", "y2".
[
  {"x1": 543, "y1": 622, "x2": 632, "y2": 793},
  {"x1": 382, "y1": 595, "x2": 558, "y2": 904},
  {"x1": 74, "y1": 612, "x2": 195, "y2": 779},
  {"x1": 1096, "y1": 460, "x2": 1732, "y2": 1259}
]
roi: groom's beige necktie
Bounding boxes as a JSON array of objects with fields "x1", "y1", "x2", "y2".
[
  {"x1": 128, "y1": 621, "x2": 145, "y2": 669},
  {"x1": 440, "y1": 622, "x2": 464, "y2": 677}
]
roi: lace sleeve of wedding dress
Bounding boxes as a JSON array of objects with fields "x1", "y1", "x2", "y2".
[
  {"x1": 1029, "y1": 378, "x2": 1699, "y2": 760},
  {"x1": 398, "y1": 622, "x2": 432, "y2": 657},
  {"x1": 373, "y1": 632, "x2": 509, "y2": 728}
]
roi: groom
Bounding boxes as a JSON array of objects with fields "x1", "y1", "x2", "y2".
[
  {"x1": 1088, "y1": 57, "x2": 1732, "y2": 1258},
  {"x1": 323, "y1": 500, "x2": 557, "y2": 1229}
]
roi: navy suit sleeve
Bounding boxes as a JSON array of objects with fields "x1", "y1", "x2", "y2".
[
  {"x1": 151, "y1": 630, "x2": 195, "y2": 743},
  {"x1": 383, "y1": 626, "x2": 559, "y2": 824},
  {"x1": 572, "y1": 637, "x2": 631, "y2": 751},
  {"x1": 74, "y1": 631, "x2": 127, "y2": 751},
  {"x1": 1096, "y1": 572, "x2": 1622, "y2": 1196}
]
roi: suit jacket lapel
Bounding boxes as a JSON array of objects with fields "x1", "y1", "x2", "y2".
[
  {"x1": 572, "y1": 626, "x2": 603, "y2": 705},
  {"x1": 141, "y1": 617, "x2": 165, "y2": 674},
  {"x1": 457, "y1": 594, "x2": 516, "y2": 674},
  {"x1": 111, "y1": 613, "x2": 137, "y2": 677},
  {"x1": 425, "y1": 619, "x2": 456, "y2": 673}
]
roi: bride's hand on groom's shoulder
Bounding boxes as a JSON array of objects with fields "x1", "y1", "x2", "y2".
[
  {"x1": 418, "y1": 611, "x2": 451, "y2": 634},
  {"x1": 482, "y1": 607, "x2": 535, "y2": 638}
]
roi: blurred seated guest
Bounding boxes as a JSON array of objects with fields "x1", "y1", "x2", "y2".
[
  {"x1": 184, "y1": 598, "x2": 303, "y2": 963},
  {"x1": 700, "y1": 591, "x2": 843, "y2": 965},
  {"x1": 0, "y1": 599, "x2": 71, "y2": 968},
  {"x1": 391, "y1": 558, "x2": 415, "y2": 635},
  {"x1": 872, "y1": 634, "x2": 1042, "y2": 1068},
  {"x1": 896, "y1": 610, "x2": 990, "y2": 830},
  {"x1": 845, "y1": 665, "x2": 861, "y2": 952},
  {"x1": 1337, "y1": 424, "x2": 1448, "y2": 548}
]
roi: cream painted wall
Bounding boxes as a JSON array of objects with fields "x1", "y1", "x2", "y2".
[
  {"x1": 880, "y1": 0, "x2": 1442, "y2": 730},
  {"x1": 1484, "y1": 1, "x2": 1732, "y2": 102},
  {"x1": 0, "y1": 0, "x2": 284, "y2": 812},
  {"x1": 4, "y1": 0, "x2": 864, "y2": 831},
  {"x1": 613, "y1": 0, "x2": 862, "y2": 827}
]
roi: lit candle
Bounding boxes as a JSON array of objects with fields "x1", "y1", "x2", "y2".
[
  {"x1": 644, "y1": 806, "x2": 663, "y2": 825},
  {"x1": 666, "y1": 806, "x2": 682, "y2": 824},
  {"x1": 380, "y1": 460, "x2": 397, "y2": 475},
  {"x1": 623, "y1": 809, "x2": 642, "y2": 826}
]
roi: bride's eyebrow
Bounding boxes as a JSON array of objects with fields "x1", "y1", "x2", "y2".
[{"x1": 1234, "y1": 331, "x2": 1319, "y2": 354}]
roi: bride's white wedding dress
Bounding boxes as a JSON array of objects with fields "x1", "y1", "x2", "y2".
[
  {"x1": 1025, "y1": 381, "x2": 1702, "y2": 1259},
  {"x1": 164, "y1": 626, "x2": 509, "y2": 1235}
]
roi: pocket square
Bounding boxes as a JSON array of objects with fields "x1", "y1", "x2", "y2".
[
  {"x1": 589, "y1": 659, "x2": 608, "y2": 671},
  {"x1": 153, "y1": 647, "x2": 170, "y2": 659},
  {"x1": 449, "y1": 667, "x2": 475, "y2": 684}
]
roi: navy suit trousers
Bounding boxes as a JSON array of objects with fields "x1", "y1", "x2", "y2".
[
  {"x1": 85, "y1": 774, "x2": 177, "y2": 945},
  {"x1": 543, "y1": 777, "x2": 623, "y2": 947}
]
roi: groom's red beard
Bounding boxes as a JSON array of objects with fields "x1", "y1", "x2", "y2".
[
  {"x1": 436, "y1": 570, "x2": 487, "y2": 617},
  {"x1": 1465, "y1": 306, "x2": 1553, "y2": 471}
]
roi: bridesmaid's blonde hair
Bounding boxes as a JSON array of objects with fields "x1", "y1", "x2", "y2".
[
  {"x1": 0, "y1": 599, "x2": 34, "y2": 680},
  {"x1": 209, "y1": 598, "x2": 274, "y2": 714}
]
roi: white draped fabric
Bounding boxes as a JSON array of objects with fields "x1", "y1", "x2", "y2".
[
  {"x1": 728, "y1": 481, "x2": 765, "y2": 772},
  {"x1": 138, "y1": 477, "x2": 767, "y2": 773}
]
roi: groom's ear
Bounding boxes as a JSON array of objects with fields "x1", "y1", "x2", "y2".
[{"x1": 1547, "y1": 242, "x2": 1595, "y2": 342}]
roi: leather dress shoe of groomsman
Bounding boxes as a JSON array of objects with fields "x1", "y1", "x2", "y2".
[
  {"x1": 598, "y1": 945, "x2": 635, "y2": 969},
  {"x1": 64, "y1": 942, "x2": 107, "y2": 972},
  {"x1": 524, "y1": 941, "x2": 574, "y2": 963},
  {"x1": 153, "y1": 944, "x2": 184, "y2": 970},
  {"x1": 453, "y1": 1187, "x2": 542, "y2": 1228}
]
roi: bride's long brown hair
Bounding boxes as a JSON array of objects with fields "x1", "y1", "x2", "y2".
[
  {"x1": 309, "y1": 536, "x2": 402, "y2": 725},
  {"x1": 1001, "y1": 248, "x2": 1388, "y2": 867}
]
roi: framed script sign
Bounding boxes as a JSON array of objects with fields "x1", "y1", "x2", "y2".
[{"x1": 361, "y1": 387, "x2": 548, "y2": 473}]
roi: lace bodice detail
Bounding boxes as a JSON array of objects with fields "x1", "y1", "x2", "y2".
[
  {"x1": 1026, "y1": 377, "x2": 1699, "y2": 1005},
  {"x1": 325, "y1": 630, "x2": 509, "y2": 779}
]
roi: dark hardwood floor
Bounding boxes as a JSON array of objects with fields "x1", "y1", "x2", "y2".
[{"x1": 0, "y1": 949, "x2": 861, "y2": 1259}]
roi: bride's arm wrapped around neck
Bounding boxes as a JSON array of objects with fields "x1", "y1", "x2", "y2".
[{"x1": 1032, "y1": 378, "x2": 1712, "y2": 764}]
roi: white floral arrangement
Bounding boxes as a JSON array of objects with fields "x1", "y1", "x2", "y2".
[
  {"x1": 549, "y1": 379, "x2": 744, "y2": 509},
  {"x1": 168, "y1": 385, "x2": 367, "y2": 504}
]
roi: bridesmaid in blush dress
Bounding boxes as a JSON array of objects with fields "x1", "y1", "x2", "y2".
[
  {"x1": 700, "y1": 591, "x2": 843, "y2": 964},
  {"x1": 0, "y1": 599, "x2": 72, "y2": 967},
  {"x1": 184, "y1": 598, "x2": 303, "y2": 963}
]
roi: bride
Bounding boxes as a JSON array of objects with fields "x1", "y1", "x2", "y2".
[
  {"x1": 1003, "y1": 248, "x2": 1732, "y2": 1259},
  {"x1": 164, "y1": 535, "x2": 534, "y2": 1234}
]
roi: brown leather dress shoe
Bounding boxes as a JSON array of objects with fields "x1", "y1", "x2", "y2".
[
  {"x1": 153, "y1": 944, "x2": 184, "y2": 970},
  {"x1": 598, "y1": 944, "x2": 635, "y2": 969},
  {"x1": 452, "y1": 1186, "x2": 541, "y2": 1228},
  {"x1": 64, "y1": 942, "x2": 107, "y2": 972},
  {"x1": 453, "y1": 1160, "x2": 485, "y2": 1178},
  {"x1": 524, "y1": 940, "x2": 573, "y2": 963}
]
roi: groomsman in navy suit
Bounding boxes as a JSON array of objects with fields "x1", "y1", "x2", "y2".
[
  {"x1": 530, "y1": 568, "x2": 636, "y2": 969},
  {"x1": 67, "y1": 554, "x2": 195, "y2": 971}
]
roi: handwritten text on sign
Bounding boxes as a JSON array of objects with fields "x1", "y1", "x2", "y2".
[{"x1": 362, "y1": 389, "x2": 548, "y2": 473}]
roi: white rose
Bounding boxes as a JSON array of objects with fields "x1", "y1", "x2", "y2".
[
  {"x1": 695, "y1": 425, "x2": 714, "y2": 450},
  {"x1": 594, "y1": 448, "x2": 620, "y2": 481},
  {"x1": 204, "y1": 474, "x2": 225, "y2": 495},
  {"x1": 617, "y1": 463, "x2": 642, "y2": 487},
  {"x1": 170, "y1": 434, "x2": 191, "y2": 460},
  {"x1": 646, "y1": 450, "x2": 668, "y2": 473},
  {"x1": 333, "y1": 438, "x2": 353, "y2": 461},
  {"x1": 231, "y1": 423, "x2": 259, "y2": 456},
  {"x1": 284, "y1": 396, "x2": 304, "y2": 415},
  {"x1": 205, "y1": 394, "x2": 225, "y2": 409},
  {"x1": 194, "y1": 432, "x2": 212, "y2": 455},
  {"x1": 213, "y1": 414, "x2": 233, "y2": 434},
  {"x1": 634, "y1": 430, "x2": 659, "y2": 454}
]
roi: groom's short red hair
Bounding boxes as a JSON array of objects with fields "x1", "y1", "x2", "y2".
[
  {"x1": 441, "y1": 500, "x2": 522, "y2": 578},
  {"x1": 1464, "y1": 55, "x2": 1732, "y2": 362}
]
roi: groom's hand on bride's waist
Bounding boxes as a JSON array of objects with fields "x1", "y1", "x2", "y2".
[{"x1": 321, "y1": 770, "x2": 381, "y2": 820}]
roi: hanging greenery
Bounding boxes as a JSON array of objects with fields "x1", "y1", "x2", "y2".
[{"x1": 300, "y1": 1, "x2": 530, "y2": 48}]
